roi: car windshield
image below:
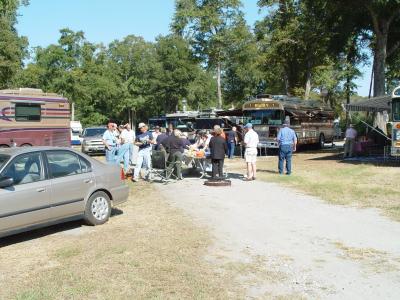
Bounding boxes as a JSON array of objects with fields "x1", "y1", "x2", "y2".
[
  {"x1": 0, "y1": 154, "x2": 10, "y2": 170},
  {"x1": 83, "y1": 128, "x2": 106, "y2": 137}
]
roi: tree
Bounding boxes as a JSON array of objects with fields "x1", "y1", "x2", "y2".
[
  {"x1": 0, "y1": 0, "x2": 29, "y2": 88},
  {"x1": 333, "y1": 0, "x2": 400, "y2": 96},
  {"x1": 172, "y1": 0, "x2": 243, "y2": 108}
]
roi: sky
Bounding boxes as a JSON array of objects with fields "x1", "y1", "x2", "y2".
[{"x1": 16, "y1": 0, "x2": 370, "y2": 96}]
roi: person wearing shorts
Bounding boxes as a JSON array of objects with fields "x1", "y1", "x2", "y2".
[{"x1": 243, "y1": 123, "x2": 259, "y2": 181}]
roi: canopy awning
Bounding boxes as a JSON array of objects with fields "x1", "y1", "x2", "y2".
[{"x1": 346, "y1": 95, "x2": 391, "y2": 113}]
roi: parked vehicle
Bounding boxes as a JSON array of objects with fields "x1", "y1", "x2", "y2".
[
  {"x1": 70, "y1": 121, "x2": 83, "y2": 145},
  {"x1": 81, "y1": 126, "x2": 107, "y2": 155},
  {"x1": 0, "y1": 147, "x2": 129, "y2": 238},
  {"x1": 242, "y1": 94, "x2": 335, "y2": 149},
  {"x1": 0, "y1": 88, "x2": 70, "y2": 147},
  {"x1": 391, "y1": 86, "x2": 400, "y2": 156}
]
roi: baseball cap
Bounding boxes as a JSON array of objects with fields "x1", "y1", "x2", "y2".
[
  {"x1": 138, "y1": 122, "x2": 146, "y2": 128},
  {"x1": 244, "y1": 123, "x2": 253, "y2": 129}
]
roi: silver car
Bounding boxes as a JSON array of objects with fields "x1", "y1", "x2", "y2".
[{"x1": 0, "y1": 147, "x2": 129, "y2": 238}]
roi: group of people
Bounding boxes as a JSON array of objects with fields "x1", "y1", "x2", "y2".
[{"x1": 102, "y1": 119, "x2": 299, "y2": 182}]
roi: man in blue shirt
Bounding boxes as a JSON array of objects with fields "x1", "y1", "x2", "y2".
[
  {"x1": 276, "y1": 120, "x2": 297, "y2": 175},
  {"x1": 132, "y1": 122, "x2": 155, "y2": 182},
  {"x1": 102, "y1": 122, "x2": 118, "y2": 163}
]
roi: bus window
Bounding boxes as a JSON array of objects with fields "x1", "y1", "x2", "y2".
[
  {"x1": 392, "y1": 98, "x2": 400, "y2": 122},
  {"x1": 15, "y1": 103, "x2": 41, "y2": 122},
  {"x1": 244, "y1": 110, "x2": 284, "y2": 126}
]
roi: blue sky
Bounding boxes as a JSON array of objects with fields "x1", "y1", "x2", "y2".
[{"x1": 16, "y1": 0, "x2": 370, "y2": 96}]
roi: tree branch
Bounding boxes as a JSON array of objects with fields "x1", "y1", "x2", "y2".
[
  {"x1": 365, "y1": 4, "x2": 381, "y2": 35},
  {"x1": 388, "y1": 40, "x2": 400, "y2": 57},
  {"x1": 388, "y1": 7, "x2": 400, "y2": 26}
]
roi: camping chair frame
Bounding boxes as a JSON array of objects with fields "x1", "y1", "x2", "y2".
[{"x1": 150, "y1": 150, "x2": 180, "y2": 183}]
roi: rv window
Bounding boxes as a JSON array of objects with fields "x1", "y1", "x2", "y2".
[{"x1": 15, "y1": 103, "x2": 41, "y2": 122}]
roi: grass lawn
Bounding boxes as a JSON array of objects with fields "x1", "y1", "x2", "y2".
[
  {"x1": 228, "y1": 148, "x2": 400, "y2": 222},
  {"x1": 0, "y1": 181, "x2": 239, "y2": 300}
]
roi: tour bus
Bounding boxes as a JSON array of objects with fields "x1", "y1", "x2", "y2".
[
  {"x1": 0, "y1": 88, "x2": 70, "y2": 147},
  {"x1": 391, "y1": 86, "x2": 400, "y2": 156},
  {"x1": 242, "y1": 94, "x2": 335, "y2": 149}
]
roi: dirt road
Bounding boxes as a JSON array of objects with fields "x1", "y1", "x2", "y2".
[{"x1": 156, "y1": 177, "x2": 400, "y2": 299}]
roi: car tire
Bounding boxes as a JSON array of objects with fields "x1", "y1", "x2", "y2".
[{"x1": 84, "y1": 191, "x2": 111, "y2": 226}]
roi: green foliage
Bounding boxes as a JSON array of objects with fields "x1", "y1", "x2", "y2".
[{"x1": 0, "y1": 0, "x2": 28, "y2": 88}]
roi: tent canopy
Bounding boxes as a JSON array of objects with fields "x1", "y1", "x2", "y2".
[{"x1": 346, "y1": 95, "x2": 391, "y2": 113}]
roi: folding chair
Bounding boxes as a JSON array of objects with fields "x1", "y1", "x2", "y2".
[{"x1": 150, "y1": 150, "x2": 179, "y2": 183}]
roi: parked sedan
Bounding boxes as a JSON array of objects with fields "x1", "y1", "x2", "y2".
[{"x1": 0, "y1": 147, "x2": 129, "y2": 238}]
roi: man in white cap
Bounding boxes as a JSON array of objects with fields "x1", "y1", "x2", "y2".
[
  {"x1": 132, "y1": 122, "x2": 155, "y2": 182},
  {"x1": 243, "y1": 123, "x2": 259, "y2": 181}
]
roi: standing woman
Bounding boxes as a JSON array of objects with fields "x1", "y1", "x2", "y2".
[{"x1": 209, "y1": 127, "x2": 228, "y2": 180}]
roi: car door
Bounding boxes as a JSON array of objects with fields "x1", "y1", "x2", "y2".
[
  {"x1": 0, "y1": 151, "x2": 52, "y2": 235},
  {"x1": 45, "y1": 150, "x2": 95, "y2": 218}
]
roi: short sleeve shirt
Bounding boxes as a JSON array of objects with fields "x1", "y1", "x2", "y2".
[
  {"x1": 103, "y1": 130, "x2": 117, "y2": 146},
  {"x1": 244, "y1": 129, "x2": 259, "y2": 148},
  {"x1": 136, "y1": 131, "x2": 153, "y2": 149},
  {"x1": 120, "y1": 129, "x2": 135, "y2": 144},
  {"x1": 277, "y1": 127, "x2": 297, "y2": 145}
]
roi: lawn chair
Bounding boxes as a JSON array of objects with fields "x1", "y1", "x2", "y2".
[{"x1": 150, "y1": 150, "x2": 179, "y2": 183}]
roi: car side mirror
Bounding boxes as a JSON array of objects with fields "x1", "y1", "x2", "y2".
[{"x1": 0, "y1": 177, "x2": 14, "y2": 188}]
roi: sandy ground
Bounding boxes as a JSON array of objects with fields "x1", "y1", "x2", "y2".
[{"x1": 156, "y1": 176, "x2": 400, "y2": 299}]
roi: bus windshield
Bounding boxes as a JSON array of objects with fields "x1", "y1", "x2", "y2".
[
  {"x1": 392, "y1": 98, "x2": 400, "y2": 122},
  {"x1": 244, "y1": 110, "x2": 284, "y2": 126},
  {"x1": 149, "y1": 118, "x2": 166, "y2": 130}
]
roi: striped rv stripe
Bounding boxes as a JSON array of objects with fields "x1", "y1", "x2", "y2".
[
  {"x1": 0, "y1": 127, "x2": 70, "y2": 133},
  {"x1": 0, "y1": 95, "x2": 68, "y2": 103}
]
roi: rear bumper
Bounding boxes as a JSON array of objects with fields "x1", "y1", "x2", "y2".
[
  {"x1": 110, "y1": 184, "x2": 129, "y2": 206},
  {"x1": 258, "y1": 141, "x2": 279, "y2": 149}
]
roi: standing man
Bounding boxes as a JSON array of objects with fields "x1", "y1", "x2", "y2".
[
  {"x1": 102, "y1": 122, "x2": 118, "y2": 163},
  {"x1": 167, "y1": 123, "x2": 174, "y2": 136},
  {"x1": 277, "y1": 120, "x2": 297, "y2": 175},
  {"x1": 152, "y1": 126, "x2": 161, "y2": 141},
  {"x1": 226, "y1": 126, "x2": 237, "y2": 159},
  {"x1": 117, "y1": 123, "x2": 135, "y2": 175},
  {"x1": 243, "y1": 123, "x2": 259, "y2": 181},
  {"x1": 156, "y1": 128, "x2": 168, "y2": 150},
  {"x1": 162, "y1": 129, "x2": 184, "y2": 180},
  {"x1": 343, "y1": 124, "x2": 357, "y2": 158},
  {"x1": 209, "y1": 127, "x2": 228, "y2": 180},
  {"x1": 132, "y1": 123, "x2": 154, "y2": 182}
]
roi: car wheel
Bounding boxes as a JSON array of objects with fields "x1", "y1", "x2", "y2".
[{"x1": 84, "y1": 191, "x2": 111, "y2": 225}]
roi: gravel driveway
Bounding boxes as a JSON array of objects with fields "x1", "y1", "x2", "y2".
[{"x1": 156, "y1": 177, "x2": 400, "y2": 299}]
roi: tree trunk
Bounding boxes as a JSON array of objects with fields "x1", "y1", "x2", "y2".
[
  {"x1": 304, "y1": 65, "x2": 312, "y2": 100},
  {"x1": 345, "y1": 75, "x2": 351, "y2": 126},
  {"x1": 216, "y1": 61, "x2": 222, "y2": 109},
  {"x1": 373, "y1": 29, "x2": 388, "y2": 97}
]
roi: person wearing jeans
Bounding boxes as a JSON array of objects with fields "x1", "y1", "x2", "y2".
[
  {"x1": 277, "y1": 120, "x2": 297, "y2": 175},
  {"x1": 132, "y1": 123, "x2": 154, "y2": 182},
  {"x1": 226, "y1": 126, "x2": 237, "y2": 159},
  {"x1": 102, "y1": 122, "x2": 118, "y2": 164}
]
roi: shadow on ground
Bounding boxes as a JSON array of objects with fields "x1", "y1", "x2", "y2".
[{"x1": 0, "y1": 208, "x2": 124, "y2": 248}]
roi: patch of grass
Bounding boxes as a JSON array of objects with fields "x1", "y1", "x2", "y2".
[
  {"x1": 1, "y1": 182, "x2": 236, "y2": 299},
  {"x1": 53, "y1": 247, "x2": 82, "y2": 259},
  {"x1": 333, "y1": 241, "x2": 400, "y2": 274}
]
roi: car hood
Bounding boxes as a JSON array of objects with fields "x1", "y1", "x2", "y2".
[{"x1": 83, "y1": 136, "x2": 103, "y2": 142}]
